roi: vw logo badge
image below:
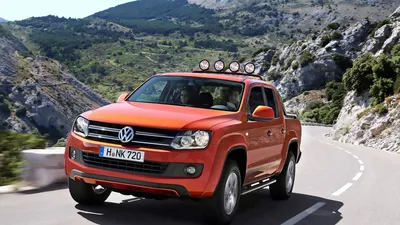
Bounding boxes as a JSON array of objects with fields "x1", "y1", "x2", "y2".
[{"x1": 118, "y1": 126, "x2": 135, "y2": 143}]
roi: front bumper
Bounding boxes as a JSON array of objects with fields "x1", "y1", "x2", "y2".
[
  {"x1": 70, "y1": 169, "x2": 191, "y2": 197},
  {"x1": 65, "y1": 132, "x2": 218, "y2": 198}
]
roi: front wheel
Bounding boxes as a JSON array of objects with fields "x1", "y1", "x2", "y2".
[
  {"x1": 269, "y1": 151, "x2": 296, "y2": 200},
  {"x1": 68, "y1": 178, "x2": 111, "y2": 205},
  {"x1": 202, "y1": 160, "x2": 242, "y2": 225}
]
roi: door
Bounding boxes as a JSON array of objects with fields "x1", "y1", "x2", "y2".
[
  {"x1": 244, "y1": 85, "x2": 283, "y2": 184},
  {"x1": 262, "y1": 86, "x2": 286, "y2": 174}
]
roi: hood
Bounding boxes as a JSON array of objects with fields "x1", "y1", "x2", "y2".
[{"x1": 86, "y1": 101, "x2": 238, "y2": 130}]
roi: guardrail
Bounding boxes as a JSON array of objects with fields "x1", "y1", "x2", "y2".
[{"x1": 301, "y1": 122, "x2": 334, "y2": 127}]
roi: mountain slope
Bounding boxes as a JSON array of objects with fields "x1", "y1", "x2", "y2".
[
  {"x1": 7, "y1": 15, "x2": 242, "y2": 101},
  {"x1": 0, "y1": 17, "x2": 7, "y2": 23},
  {"x1": 270, "y1": 6, "x2": 400, "y2": 153},
  {"x1": 0, "y1": 26, "x2": 110, "y2": 144}
]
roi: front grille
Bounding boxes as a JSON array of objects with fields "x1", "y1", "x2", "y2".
[
  {"x1": 82, "y1": 151, "x2": 169, "y2": 175},
  {"x1": 86, "y1": 120, "x2": 179, "y2": 149}
]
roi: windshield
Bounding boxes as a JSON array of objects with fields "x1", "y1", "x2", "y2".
[{"x1": 127, "y1": 75, "x2": 245, "y2": 112}]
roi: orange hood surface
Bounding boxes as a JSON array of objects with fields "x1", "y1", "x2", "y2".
[{"x1": 85, "y1": 102, "x2": 239, "y2": 130}]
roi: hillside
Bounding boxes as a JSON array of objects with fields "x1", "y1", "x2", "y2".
[
  {"x1": 274, "y1": 6, "x2": 400, "y2": 153},
  {"x1": 0, "y1": 27, "x2": 110, "y2": 144},
  {"x1": 5, "y1": 15, "x2": 242, "y2": 101},
  {"x1": 0, "y1": 17, "x2": 7, "y2": 23}
]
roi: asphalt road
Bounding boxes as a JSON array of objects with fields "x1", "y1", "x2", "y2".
[{"x1": 1, "y1": 126, "x2": 399, "y2": 225}]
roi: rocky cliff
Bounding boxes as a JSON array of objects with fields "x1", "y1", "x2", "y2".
[
  {"x1": 267, "y1": 6, "x2": 400, "y2": 153},
  {"x1": 0, "y1": 27, "x2": 111, "y2": 143}
]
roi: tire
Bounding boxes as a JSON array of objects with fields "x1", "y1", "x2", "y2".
[
  {"x1": 269, "y1": 151, "x2": 296, "y2": 200},
  {"x1": 202, "y1": 160, "x2": 242, "y2": 225},
  {"x1": 68, "y1": 178, "x2": 111, "y2": 205}
]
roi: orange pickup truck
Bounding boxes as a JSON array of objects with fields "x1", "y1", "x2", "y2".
[{"x1": 64, "y1": 60, "x2": 302, "y2": 225}]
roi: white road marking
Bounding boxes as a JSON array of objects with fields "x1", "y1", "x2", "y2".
[
  {"x1": 352, "y1": 155, "x2": 359, "y2": 159},
  {"x1": 280, "y1": 202, "x2": 326, "y2": 225},
  {"x1": 336, "y1": 147, "x2": 344, "y2": 150},
  {"x1": 360, "y1": 165, "x2": 365, "y2": 171},
  {"x1": 332, "y1": 183, "x2": 353, "y2": 196},
  {"x1": 345, "y1": 150, "x2": 352, "y2": 154},
  {"x1": 358, "y1": 159, "x2": 364, "y2": 165},
  {"x1": 122, "y1": 198, "x2": 143, "y2": 203},
  {"x1": 352, "y1": 172, "x2": 363, "y2": 181}
]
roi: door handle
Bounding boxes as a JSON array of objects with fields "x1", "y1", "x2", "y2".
[
  {"x1": 281, "y1": 129, "x2": 286, "y2": 134},
  {"x1": 267, "y1": 130, "x2": 273, "y2": 136}
]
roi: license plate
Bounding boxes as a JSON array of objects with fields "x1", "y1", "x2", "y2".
[{"x1": 99, "y1": 146, "x2": 145, "y2": 163}]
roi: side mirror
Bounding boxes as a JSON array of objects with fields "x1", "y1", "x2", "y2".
[
  {"x1": 250, "y1": 106, "x2": 275, "y2": 121},
  {"x1": 116, "y1": 92, "x2": 129, "y2": 103}
]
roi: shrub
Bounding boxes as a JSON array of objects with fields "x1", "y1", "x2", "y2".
[
  {"x1": 325, "y1": 81, "x2": 346, "y2": 107},
  {"x1": 299, "y1": 50, "x2": 316, "y2": 67},
  {"x1": 0, "y1": 131, "x2": 47, "y2": 185},
  {"x1": 267, "y1": 71, "x2": 282, "y2": 81},
  {"x1": 369, "y1": 78, "x2": 394, "y2": 105},
  {"x1": 391, "y1": 44, "x2": 400, "y2": 57},
  {"x1": 271, "y1": 53, "x2": 279, "y2": 65},
  {"x1": 372, "y1": 55, "x2": 396, "y2": 80},
  {"x1": 320, "y1": 35, "x2": 331, "y2": 47},
  {"x1": 292, "y1": 61, "x2": 299, "y2": 70},
  {"x1": 330, "y1": 31, "x2": 342, "y2": 40},
  {"x1": 332, "y1": 53, "x2": 353, "y2": 71},
  {"x1": 374, "y1": 104, "x2": 388, "y2": 116},
  {"x1": 342, "y1": 53, "x2": 375, "y2": 95},
  {"x1": 327, "y1": 22, "x2": 340, "y2": 30}
]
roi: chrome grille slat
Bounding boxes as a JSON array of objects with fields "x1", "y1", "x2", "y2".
[
  {"x1": 87, "y1": 133, "x2": 120, "y2": 141},
  {"x1": 135, "y1": 131, "x2": 174, "y2": 139},
  {"x1": 85, "y1": 120, "x2": 178, "y2": 149},
  {"x1": 130, "y1": 140, "x2": 170, "y2": 146}
]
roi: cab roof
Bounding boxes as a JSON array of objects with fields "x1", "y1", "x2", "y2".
[{"x1": 158, "y1": 71, "x2": 273, "y2": 87}]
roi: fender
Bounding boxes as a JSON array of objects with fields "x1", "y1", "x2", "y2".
[
  {"x1": 201, "y1": 132, "x2": 248, "y2": 197},
  {"x1": 276, "y1": 130, "x2": 299, "y2": 174}
]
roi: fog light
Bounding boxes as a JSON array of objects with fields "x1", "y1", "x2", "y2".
[
  {"x1": 70, "y1": 148, "x2": 76, "y2": 159},
  {"x1": 185, "y1": 166, "x2": 196, "y2": 175}
]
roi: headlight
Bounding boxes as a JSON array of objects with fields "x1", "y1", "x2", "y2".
[
  {"x1": 170, "y1": 130, "x2": 211, "y2": 149},
  {"x1": 73, "y1": 116, "x2": 89, "y2": 137}
]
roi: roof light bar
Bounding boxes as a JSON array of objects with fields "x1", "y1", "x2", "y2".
[
  {"x1": 197, "y1": 60, "x2": 257, "y2": 75},
  {"x1": 199, "y1": 59, "x2": 210, "y2": 71},
  {"x1": 214, "y1": 60, "x2": 225, "y2": 71},
  {"x1": 229, "y1": 61, "x2": 240, "y2": 72},
  {"x1": 244, "y1": 63, "x2": 255, "y2": 74}
]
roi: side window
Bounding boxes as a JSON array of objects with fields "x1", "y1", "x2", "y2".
[
  {"x1": 263, "y1": 87, "x2": 279, "y2": 118},
  {"x1": 248, "y1": 86, "x2": 266, "y2": 114}
]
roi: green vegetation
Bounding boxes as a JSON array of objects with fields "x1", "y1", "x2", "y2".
[
  {"x1": 10, "y1": 15, "x2": 241, "y2": 101},
  {"x1": 327, "y1": 22, "x2": 340, "y2": 30},
  {"x1": 332, "y1": 53, "x2": 353, "y2": 71},
  {"x1": 0, "y1": 131, "x2": 47, "y2": 185},
  {"x1": 299, "y1": 50, "x2": 316, "y2": 67},
  {"x1": 343, "y1": 51, "x2": 399, "y2": 107},
  {"x1": 92, "y1": 0, "x2": 221, "y2": 36},
  {"x1": 0, "y1": 24, "x2": 12, "y2": 37},
  {"x1": 252, "y1": 46, "x2": 275, "y2": 57},
  {"x1": 343, "y1": 53, "x2": 375, "y2": 95},
  {"x1": 301, "y1": 81, "x2": 346, "y2": 124}
]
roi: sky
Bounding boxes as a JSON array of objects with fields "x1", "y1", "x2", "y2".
[{"x1": 0, "y1": 0, "x2": 134, "y2": 21}]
